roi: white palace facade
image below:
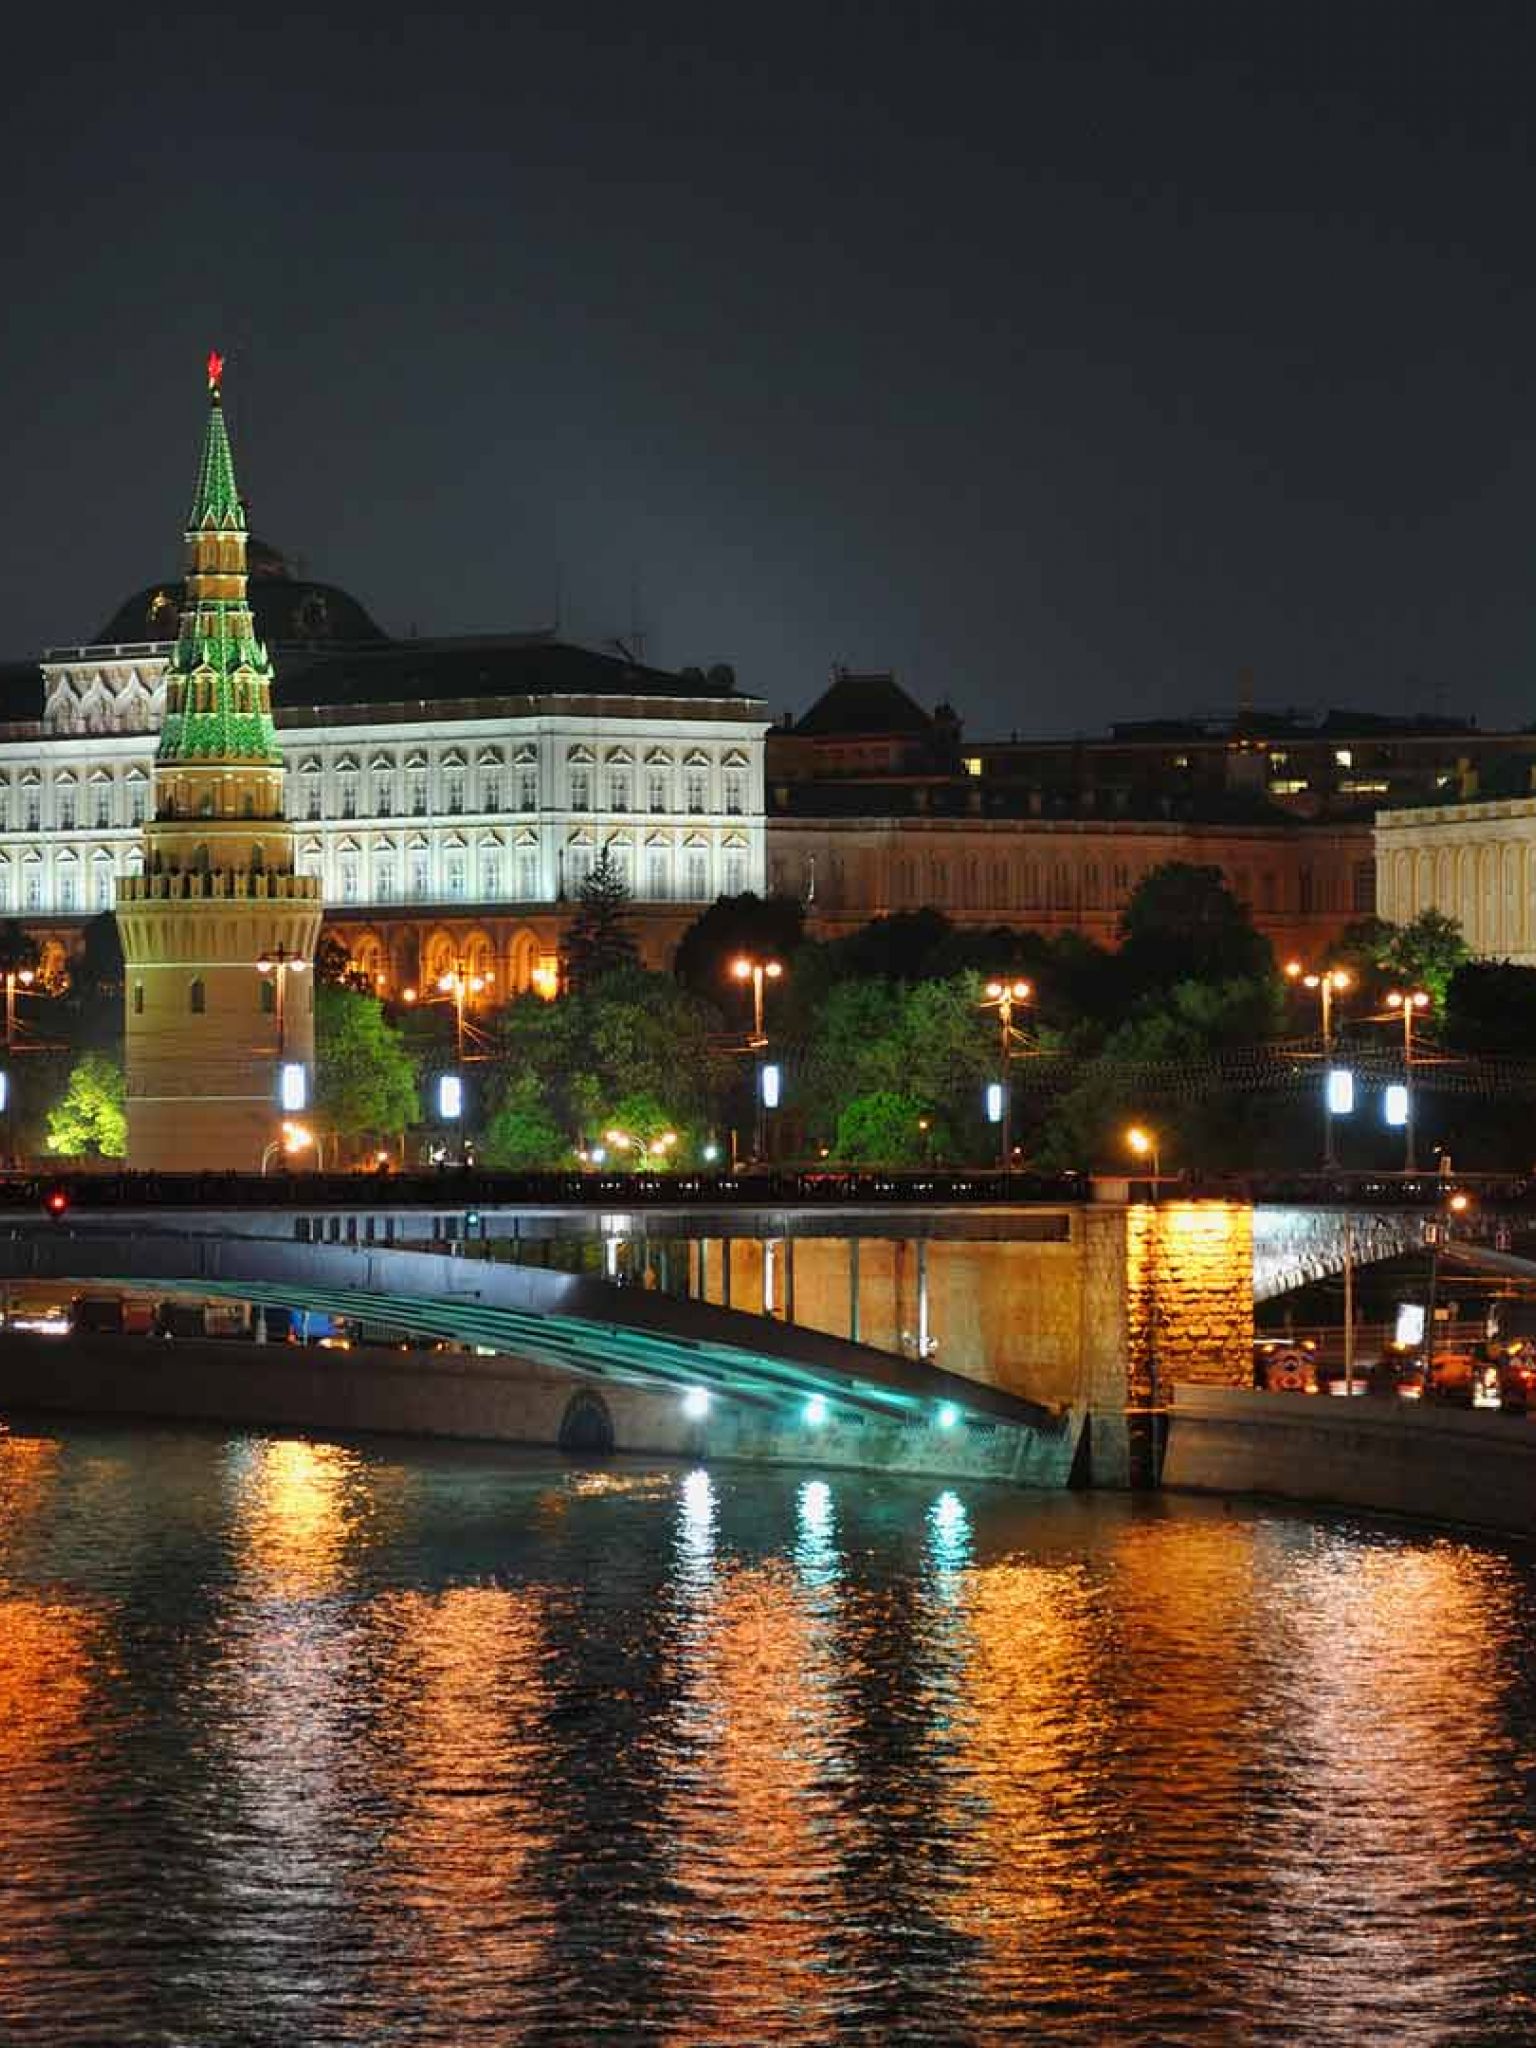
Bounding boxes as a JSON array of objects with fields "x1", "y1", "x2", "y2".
[{"x1": 0, "y1": 549, "x2": 769, "y2": 993}]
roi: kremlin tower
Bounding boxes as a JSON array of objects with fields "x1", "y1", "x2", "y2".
[{"x1": 116, "y1": 355, "x2": 322, "y2": 1170}]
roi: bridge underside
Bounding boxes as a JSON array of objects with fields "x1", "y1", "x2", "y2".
[{"x1": 0, "y1": 1225, "x2": 1061, "y2": 1439}]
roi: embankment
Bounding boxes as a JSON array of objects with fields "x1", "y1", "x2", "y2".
[
  {"x1": 1165, "y1": 1384, "x2": 1536, "y2": 1538},
  {"x1": 0, "y1": 1331, "x2": 1078, "y2": 1486}
]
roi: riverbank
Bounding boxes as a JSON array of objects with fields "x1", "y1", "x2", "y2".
[
  {"x1": 1164, "y1": 1384, "x2": 1536, "y2": 1538},
  {"x1": 0, "y1": 1330, "x2": 1078, "y2": 1486}
]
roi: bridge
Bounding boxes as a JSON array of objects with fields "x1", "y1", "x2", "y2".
[{"x1": 5, "y1": 1167, "x2": 1535, "y2": 1484}]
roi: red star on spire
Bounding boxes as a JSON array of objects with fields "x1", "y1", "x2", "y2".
[{"x1": 207, "y1": 349, "x2": 225, "y2": 395}]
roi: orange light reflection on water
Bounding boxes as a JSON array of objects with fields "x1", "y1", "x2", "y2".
[{"x1": 657, "y1": 1470, "x2": 855, "y2": 2046}]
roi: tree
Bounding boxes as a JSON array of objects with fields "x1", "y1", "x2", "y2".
[
  {"x1": 1376, "y1": 910, "x2": 1470, "y2": 1006},
  {"x1": 1117, "y1": 863, "x2": 1273, "y2": 993},
  {"x1": 314, "y1": 986, "x2": 419, "y2": 1148},
  {"x1": 673, "y1": 891, "x2": 806, "y2": 1003},
  {"x1": 480, "y1": 1072, "x2": 570, "y2": 1170},
  {"x1": 1035, "y1": 974, "x2": 1286, "y2": 1172},
  {"x1": 821, "y1": 909, "x2": 955, "y2": 985},
  {"x1": 0, "y1": 921, "x2": 39, "y2": 979},
  {"x1": 314, "y1": 931, "x2": 373, "y2": 992},
  {"x1": 831, "y1": 1090, "x2": 942, "y2": 1165},
  {"x1": 562, "y1": 848, "x2": 639, "y2": 993},
  {"x1": 1444, "y1": 960, "x2": 1536, "y2": 1054},
  {"x1": 45, "y1": 1052, "x2": 126, "y2": 1158}
]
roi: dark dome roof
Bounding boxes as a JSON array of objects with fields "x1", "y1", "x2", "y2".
[{"x1": 92, "y1": 537, "x2": 387, "y2": 648}]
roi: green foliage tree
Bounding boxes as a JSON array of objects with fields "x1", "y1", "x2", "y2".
[
  {"x1": 45, "y1": 1052, "x2": 126, "y2": 1158},
  {"x1": 562, "y1": 848, "x2": 640, "y2": 993},
  {"x1": 1376, "y1": 910, "x2": 1470, "y2": 1005},
  {"x1": 494, "y1": 970, "x2": 725, "y2": 1149},
  {"x1": 314, "y1": 986, "x2": 419, "y2": 1149},
  {"x1": 831, "y1": 1090, "x2": 941, "y2": 1165},
  {"x1": 479, "y1": 1072, "x2": 570, "y2": 1170},
  {"x1": 1035, "y1": 975, "x2": 1285, "y2": 1171}
]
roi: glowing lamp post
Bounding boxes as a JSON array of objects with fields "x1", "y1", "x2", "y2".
[
  {"x1": 1125, "y1": 1122, "x2": 1160, "y2": 1192},
  {"x1": 2, "y1": 964, "x2": 35, "y2": 1053},
  {"x1": 438, "y1": 962, "x2": 493, "y2": 1063},
  {"x1": 730, "y1": 954, "x2": 783, "y2": 1049},
  {"x1": 261, "y1": 1119, "x2": 324, "y2": 1175},
  {"x1": 980, "y1": 977, "x2": 1032, "y2": 1172},
  {"x1": 256, "y1": 943, "x2": 308, "y2": 1060},
  {"x1": 1385, "y1": 988, "x2": 1432, "y2": 1172},
  {"x1": 1286, "y1": 960, "x2": 1352, "y2": 1168}
]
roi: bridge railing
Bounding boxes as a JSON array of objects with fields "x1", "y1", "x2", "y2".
[
  {"x1": 16, "y1": 1165, "x2": 1536, "y2": 1216},
  {"x1": 16, "y1": 1166, "x2": 1094, "y2": 1213}
]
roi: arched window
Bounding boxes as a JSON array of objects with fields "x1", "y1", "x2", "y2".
[{"x1": 189, "y1": 978, "x2": 206, "y2": 1014}]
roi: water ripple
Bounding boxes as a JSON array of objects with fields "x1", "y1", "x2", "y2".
[{"x1": 1, "y1": 1428, "x2": 1535, "y2": 2043}]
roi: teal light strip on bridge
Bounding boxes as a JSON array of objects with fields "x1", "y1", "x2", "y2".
[{"x1": 101, "y1": 1278, "x2": 959, "y2": 1428}]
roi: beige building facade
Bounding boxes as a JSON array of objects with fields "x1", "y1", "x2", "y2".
[{"x1": 1375, "y1": 797, "x2": 1536, "y2": 962}]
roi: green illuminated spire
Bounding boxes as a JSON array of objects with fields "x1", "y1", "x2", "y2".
[
  {"x1": 156, "y1": 352, "x2": 281, "y2": 766},
  {"x1": 187, "y1": 381, "x2": 246, "y2": 532}
]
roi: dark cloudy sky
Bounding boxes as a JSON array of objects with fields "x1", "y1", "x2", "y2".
[{"x1": 2, "y1": 0, "x2": 1535, "y2": 734}]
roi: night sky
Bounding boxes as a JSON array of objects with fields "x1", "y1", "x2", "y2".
[{"x1": 4, "y1": 1, "x2": 1536, "y2": 735}]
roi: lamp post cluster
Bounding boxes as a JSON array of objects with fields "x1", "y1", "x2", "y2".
[
  {"x1": 1385, "y1": 987, "x2": 1431, "y2": 1172},
  {"x1": 1285, "y1": 958, "x2": 1353, "y2": 1168},
  {"x1": 402, "y1": 959, "x2": 494, "y2": 1063},
  {"x1": 731, "y1": 954, "x2": 785, "y2": 1161},
  {"x1": 979, "y1": 977, "x2": 1032, "y2": 1171}
]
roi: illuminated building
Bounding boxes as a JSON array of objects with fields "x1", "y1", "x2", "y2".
[{"x1": 115, "y1": 356, "x2": 323, "y2": 1169}]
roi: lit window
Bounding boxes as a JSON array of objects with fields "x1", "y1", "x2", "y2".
[
  {"x1": 1335, "y1": 748, "x2": 1353, "y2": 768},
  {"x1": 963, "y1": 756, "x2": 983, "y2": 777}
]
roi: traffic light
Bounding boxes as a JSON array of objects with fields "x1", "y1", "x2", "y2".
[
  {"x1": 43, "y1": 1187, "x2": 69, "y2": 1220},
  {"x1": 465, "y1": 1208, "x2": 482, "y2": 1237}
]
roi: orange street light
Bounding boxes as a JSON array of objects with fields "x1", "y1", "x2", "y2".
[
  {"x1": 730, "y1": 954, "x2": 784, "y2": 1048},
  {"x1": 1385, "y1": 988, "x2": 1432, "y2": 1171},
  {"x1": 980, "y1": 977, "x2": 1033, "y2": 1172}
]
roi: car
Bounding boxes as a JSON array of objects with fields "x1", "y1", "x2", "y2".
[
  {"x1": 1254, "y1": 1337, "x2": 1317, "y2": 1393},
  {"x1": 1427, "y1": 1350, "x2": 1478, "y2": 1407}
]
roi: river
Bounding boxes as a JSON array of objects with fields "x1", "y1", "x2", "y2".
[{"x1": 1, "y1": 1421, "x2": 1534, "y2": 2044}]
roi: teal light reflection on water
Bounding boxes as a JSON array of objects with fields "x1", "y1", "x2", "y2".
[
  {"x1": 927, "y1": 1488, "x2": 972, "y2": 1576},
  {"x1": 794, "y1": 1477, "x2": 839, "y2": 1588}
]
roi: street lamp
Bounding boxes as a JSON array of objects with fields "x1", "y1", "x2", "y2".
[
  {"x1": 1384, "y1": 988, "x2": 1432, "y2": 1173},
  {"x1": 980, "y1": 977, "x2": 1032, "y2": 1172},
  {"x1": 437, "y1": 960, "x2": 493, "y2": 1062},
  {"x1": 730, "y1": 954, "x2": 783, "y2": 1048},
  {"x1": 1423, "y1": 1187, "x2": 1474, "y2": 1384},
  {"x1": 1125, "y1": 1122, "x2": 1160, "y2": 1190},
  {"x1": 261, "y1": 1119, "x2": 324, "y2": 1174},
  {"x1": 604, "y1": 1127, "x2": 678, "y2": 1167},
  {"x1": 1286, "y1": 959, "x2": 1352, "y2": 1167},
  {"x1": 2, "y1": 963, "x2": 35, "y2": 1052},
  {"x1": 256, "y1": 941, "x2": 309, "y2": 1059}
]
